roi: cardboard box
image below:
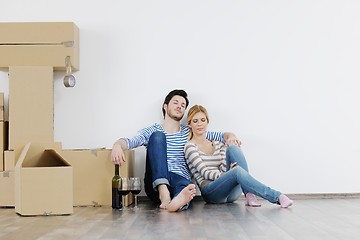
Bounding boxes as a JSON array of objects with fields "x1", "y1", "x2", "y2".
[
  {"x1": 0, "y1": 22, "x2": 79, "y2": 70},
  {"x1": 15, "y1": 142, "x2": 73, "y2": 216},
  {"x1": 61, "y1": 149, "x2": 134, "y2": 207},
  {"x1": 1, "y1": 121, "x2": 5, "y2": 171},
  {"x1": 4, "y1": 150, "x2": 15, "y2": 171},
  {"x1": 0, "y1": 92, "x2": 4, "y2": 121},
  {"x1": 0, "y1": 171, "x2": 15, "y2": 207},
  {"x1": 9, "y1": 66, "x2": 54, "y2": 162}
]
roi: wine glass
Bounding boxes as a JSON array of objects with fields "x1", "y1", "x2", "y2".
[
  {"x1": 130, "y1": 177, "x2": 142, "y2": 208},
  {"x1": 119, "y1": 177, "x2": 130, "y2": 209}
]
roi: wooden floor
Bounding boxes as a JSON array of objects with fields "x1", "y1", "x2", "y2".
[{"x1": 1, "y1": 197, "x2": 360, "y2": 240}]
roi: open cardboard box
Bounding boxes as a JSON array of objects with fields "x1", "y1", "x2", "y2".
[{"x1": 15, "y1": 142, "x2": 73, "y2": 216}]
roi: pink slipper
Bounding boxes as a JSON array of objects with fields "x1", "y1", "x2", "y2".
[
  {"x1": 245, "y1": 193, "x2": 261, "y2": 207},
  {"x1": 279, "y1": 194, "x2": 294, "y2": 208}
]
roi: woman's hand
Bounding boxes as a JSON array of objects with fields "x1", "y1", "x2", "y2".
[{"x1": 230, "y1": 162, "x2": 237, "y2": 169}]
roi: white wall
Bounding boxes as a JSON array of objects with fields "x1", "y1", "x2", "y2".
[{"x1": 1, "y1": 0, "x2": 360, "y2": 194}]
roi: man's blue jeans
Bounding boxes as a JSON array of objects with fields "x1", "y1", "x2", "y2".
[
  {"x1": 201, "y1": 145, "x2": 282, "y2": 204},
  {"x1": 144, "y1": 131, "x2": 193, "y2": 206}
]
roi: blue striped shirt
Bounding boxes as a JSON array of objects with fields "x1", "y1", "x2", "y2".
[{"x1": 124, "y1": 123, "x2": 224, "y2": 180}]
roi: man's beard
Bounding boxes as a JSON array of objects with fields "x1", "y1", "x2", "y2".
[{"x1": 168, "y1": 111, "x2": 183, "y2": 121}]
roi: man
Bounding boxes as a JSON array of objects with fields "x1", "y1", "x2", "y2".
[{"x1": 111, "y1": 89, "x2": 240, "y2": 211}]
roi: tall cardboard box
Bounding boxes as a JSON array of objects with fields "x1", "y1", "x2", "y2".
[
  {"x1": 61, "y1": 149, "x2": 134, "y2": 207},
  {"x1": 0, "y1": 22, "x2": 79, "y2": 70},
  {"x1": 0, "y1": 171, "x2": 15, "y2": 206},
  {"x1": 0, "y1": 92, "x2": 4, "y2": 121},
  {"x1": 9, "y1": 66, "x2": 54, "y2": 163},
  {"x1": 0, "y1": 93, "x2": 3, "y2": 170},
  {"x1": 1, "y1": 121, "x2": 5, "y2": 171},
  {"x1": 15, "y1": 142, "x2": 73, "y2": 216}
]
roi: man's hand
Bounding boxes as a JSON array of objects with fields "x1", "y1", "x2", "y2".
[
  {"x1": 224, "y1": 133, "x2": 241, "y2": 147},
  {"x1": 111, "y1": 140, "x2": 127, "y2": 166}
]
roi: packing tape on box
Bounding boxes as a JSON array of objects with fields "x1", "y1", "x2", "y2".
[{"x1": 90, "y1": 147, "x2": 106, "y2": 157}]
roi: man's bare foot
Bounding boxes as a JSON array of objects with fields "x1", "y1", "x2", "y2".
[
  {"x1": 158, "y1": 184, "x2": 171, "y2": 209},
  {"x1": 167, "y1": 184, "x2": 196, "y2": 212}
]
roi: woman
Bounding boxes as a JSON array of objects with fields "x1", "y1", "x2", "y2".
[{"x1": 184, "y1": 105, "x2": 293, "y2": 208}]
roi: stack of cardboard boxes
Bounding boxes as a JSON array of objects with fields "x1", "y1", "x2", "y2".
[
  {"x1": 0, "y1": 92, "x2": 13, "y2": 206},
  {"x1": 0, "y1": 22, "x2": 134, "y2": 216}
]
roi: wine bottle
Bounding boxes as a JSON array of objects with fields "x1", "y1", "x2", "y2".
[{"x1": 112, "y1": 164, "x2": 122, "y2": 209}]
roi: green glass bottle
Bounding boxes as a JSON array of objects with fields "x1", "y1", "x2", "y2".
[{"x1": 112, "y1": 164, "x2": 122, "y2": 209}]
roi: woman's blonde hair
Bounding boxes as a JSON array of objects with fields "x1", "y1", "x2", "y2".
[{"x1": 187, "y1": 105, "x2": 209, "y2": 140}]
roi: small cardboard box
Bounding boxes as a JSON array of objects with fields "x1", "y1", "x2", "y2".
[
  {"x1": 15, "y1": 142, "x2": 73, "y2": 216},
  {"x1": 61, "y1": 149, "x2": 134, "y2": 207},
  {"x1": 0, "y1": 22, "x2": 79, "y2": 70},
  {"x1": 0, "y1": 92, "x2": 4, "y2": 121},
  {"x1": 0, "y1": 171, "x2": 15, "y2": 207}
]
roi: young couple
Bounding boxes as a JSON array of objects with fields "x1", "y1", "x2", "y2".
[{"x1": 111, "y1": 89, "x2": 293, "y2": 212}]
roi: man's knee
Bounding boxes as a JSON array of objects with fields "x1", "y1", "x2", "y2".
[{"x1": 149, "y1": 131, "x2": 166, "y2": 145}]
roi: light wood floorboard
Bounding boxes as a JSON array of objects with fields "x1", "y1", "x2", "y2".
[{"x1": 1, "y1": 197, "x2": 360, "y2": 240}]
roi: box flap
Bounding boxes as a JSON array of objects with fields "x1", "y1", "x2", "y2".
[
  {"x1": 36, "y1": 150, "x2": 70, "y2": 167},
  {"x1": 15, "y1": 142, "x2": 31, "y2": 170},
  {"x1": 16, "y1": 142, "x2": 63, "y2": 168}
]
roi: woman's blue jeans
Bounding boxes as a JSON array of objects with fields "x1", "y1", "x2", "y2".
[
  {"x1": 201, "y1": 145, "x2": 282, "y2": 204},
  {"x1": 144, "y1": 131, "x2": 193, "y2": 208}
]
